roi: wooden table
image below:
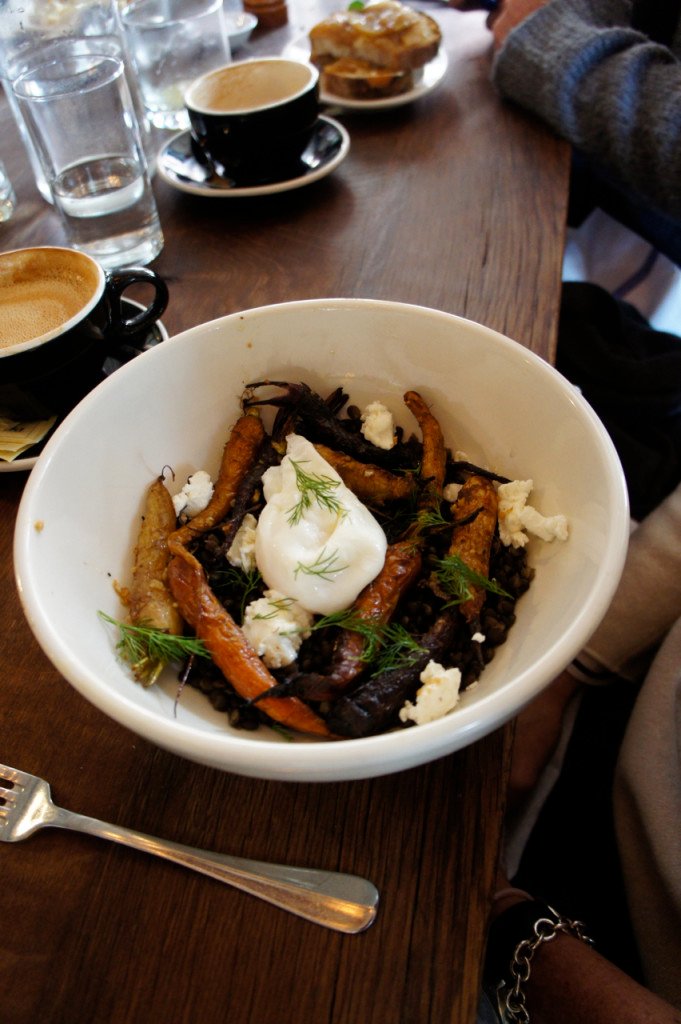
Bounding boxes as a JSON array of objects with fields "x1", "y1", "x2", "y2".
[{"x1": 0, "y1": 6, "x2": 570, "y2": 1022}]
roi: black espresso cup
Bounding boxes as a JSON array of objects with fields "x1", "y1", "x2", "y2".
[
  {"x1": 0, "y1": 246, "x2": 169, "y2": 419},
  {"x1": 185, "y1": 57, "x2": 320, "y2": 185}
]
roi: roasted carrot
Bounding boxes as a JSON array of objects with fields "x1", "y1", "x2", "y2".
[
  {"x1": 312, "y1": 444, "x2": 415, "y2": 504},
  {"x1": 168, "y1": 551, "x2": 332, "y2": 737},
  {"x1": 167, "y1": 410, "x2": 330, "y2": 734},
  {"x1": 403, "y1": 391, "x2": 446, "y2": 497},
  {"x1": 128, "y1": 476, "x2": 184, "y2": 637},
  {"x1": 170, "y1": 412, "x2": 266, "y2": 550},
  {"x1": 328, "y1": 610, "x2": 460, "y2": 738},
  {"x1": 291, "y1": 540, "x2": 422, "y2": 701},
  {"x1": 447, "y1": 474, "x2": 498, "y2": 623}
]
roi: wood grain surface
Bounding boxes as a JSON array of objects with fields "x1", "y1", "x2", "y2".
[{"x1": 0, "y1": 5, "x2": 568, "y2": 1022}]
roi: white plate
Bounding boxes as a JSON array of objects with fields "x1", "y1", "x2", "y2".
[
  {"x1": 156, "y1": 115, "x2": 349, "y2": 197},
  {"x1": 0, "y1": 300, "x2": 168, "y2": 474},
  {"x1": 14, "y1": 298, "x2": 630, "y2": 782},
  {"x1": 225, "y1": 10, "x2": 257, "y2": 50},
  {"x1": 285, "y1": 38, "x2": 448, "y2": 110}
]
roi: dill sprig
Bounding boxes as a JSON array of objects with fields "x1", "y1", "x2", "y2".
[
  {"x1": 294, "y1": 546, "x2": 348, "y2": 581},
  {"x1": 270, "y1": 722, "x2": 295, "y2": 741},
  {"x1": 397, "y1": 485, "x2": 452, "y2": 542},
  {"x1": 433, "y1": 554, "x2": 510, "y2": 607},
  {"x1": 308, "y1": 613, "x2": 425, "y2": 674},
  {"x1": 414, "y1": 503, "x2": 451, "y2": 533},
  {"x1": 369, "y1": 623, "x2": 426, "y2": 676},
  {"x1": 99, "y1": 611, "x2": 209, "y2": 687},
  {"x1": 286, "y1": 459, "x2": 346, "y2": 525},
  {"x1": 252, "y1": 596, "x2": 296, "y2": 620},
  {"x1": 309, "y1": 609, "x2": 385, "y2": 662},
  {"x1": 210, "y1": 565, "x2": 262, "y2": 618}
]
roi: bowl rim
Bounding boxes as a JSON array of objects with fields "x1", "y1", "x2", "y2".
[{"x1": 14, "y1": 297, "x2": 630, "y2": 781}]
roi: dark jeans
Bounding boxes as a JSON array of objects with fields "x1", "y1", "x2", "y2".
[{"x1": 557, "y1": 281, "x2": 681, "y2": 520}]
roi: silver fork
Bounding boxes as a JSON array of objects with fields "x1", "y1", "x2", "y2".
[{"x1": 0, "y1": 763, "x2": 378, "y2": 933}]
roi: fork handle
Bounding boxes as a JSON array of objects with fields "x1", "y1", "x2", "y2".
[{"x1": 50, "y1": 807, "x2": 378, "y2": 933}]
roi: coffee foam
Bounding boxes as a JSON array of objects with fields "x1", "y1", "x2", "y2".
[
  {"x1": 191, "y1": 61, "x2": 313, "y2": 112},
  {"x1": 0, "y1": 249, "x2": 101, "y2": 351}
]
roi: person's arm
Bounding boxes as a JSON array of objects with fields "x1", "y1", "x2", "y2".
[
  {"x1": 507, "y1": 482, "x2": 681, "y2": 803},
  {"x1": 584, "y1": 482, "x2": 681, "y2": 679},
  {"x1": 445, "y1": 0, "x2": 545, "y2": 26},
  {"x1": 488, "y1": 0, "x2": 547, "y2": 48},
  {"x1": 487, "y1": 886, "x2": 681, "y2": 1023},
  {"x1": 506, "y1": 667, "x2": 581, "y2": 810},
  {"x1": 491, "y1": 0, "x2": 681, "y2": 217}
]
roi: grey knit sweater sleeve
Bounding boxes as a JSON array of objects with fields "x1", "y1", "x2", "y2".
[{"x1": 492, "y1": 0, "x2": 681, "y2": 217}]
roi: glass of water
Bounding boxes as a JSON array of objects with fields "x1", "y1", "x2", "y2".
[
  {"x1": 0, "y1": 0, "x2": 152, "y2": 200},
  {"x1": 0, "y1": 158, "x2": 16, "y2": 221},
  {"x1": 121, "y1": 0, "x2": 231, "y2": 132},
  {"x1": 13, "y1": 53, "x2": 163, "y2": 269}
]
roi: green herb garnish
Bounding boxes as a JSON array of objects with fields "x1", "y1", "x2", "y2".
[
  {"x1": 210, "y1": 565, "x2": 262, "y2": 618},
  {"x1": 369, "y1": 622, "x2": 426, "y2": 676},
  {"x1": 307, "y1": 613, "x2": 425, "y2": 674},
  {"x1": 348, "y1": 0, "x2": 365, "y2": 9},
  {"x1": 308, "y1": 609, "x2": 385, "y2": 662},
  {"x1": 252, "y1": 596, "x2": 296, "y2": 620},
  {"x1": 286, "y1": 459, "x2": 346, "y2": 525},
  {"x1": 433, "y1": 554, "x2": 510, "y2": 607},
  {"x1": 270, "y1": 722, "x2": 295, "y2": 741},
  {"x1": 294, "y1": 546, "x2": 348, "y2": 581},
  {"x1": 414, "y1": 503, "x2": 451, "y2": 533},
  {"x1": 99, "y1": 611, "x2": 210, "y2": 687}
]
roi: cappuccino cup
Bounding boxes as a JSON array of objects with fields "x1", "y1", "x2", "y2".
[
  {"x1": 0, "y1": 246, "x2": 169, "y2": 419},
  {"x1": 185, "y1": 58, "x2": 319, "y2": 184}
]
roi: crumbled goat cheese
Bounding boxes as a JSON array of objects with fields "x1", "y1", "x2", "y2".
[
  {"x1": 399, "y1": 660, "x2": 461, "y2": 726},
  {"x1": 497, "y1": 479, "x2": 568, "y2": 549},
  {"x1": 360, "y1": 401, "x2": 396, "y2": 450},
  {"x1": 242, "y1": 589, "x2": 313, "y2": 669},
  {"x1": 472, "y1": 632, "x2": 485, "y2": 643},
  {"x1": 443, "y1": 482, "x2": 462, "y2": 502},
  {"x1": 173, "y1": 470, "x2": 214, "y2": 520},
  {"x1": 227, "y1": 512, "x2": 258, "y2": 573}
]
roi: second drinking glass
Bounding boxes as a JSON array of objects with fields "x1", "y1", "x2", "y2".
[
  {"x1": 13, "y1": 53, "x2": 163, "y2": 269},
  {"x1": 0, "y1": 158, "x2": 17, "y2": 221},
  {"x1": 120, "y1": 0, "x2": 232, "y2": 131}
]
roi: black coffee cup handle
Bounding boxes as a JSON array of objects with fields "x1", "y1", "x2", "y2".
[{"x1": 106, "y1": 266, "x2": 169, "y2": 338}]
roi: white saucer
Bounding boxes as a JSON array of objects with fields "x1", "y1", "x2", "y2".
[
  {"x1": 0, "y1": 300, "x2": 168, "y2": 474},
  {"x1": 285, "y1": 40, "x2": 448, "y2": 111},
  {"x1": 156, "y1": 115, "x2": 350, "y2": 197},
  {"x1": 225, "y1": 10, "x2": 257, "y2": 50}
]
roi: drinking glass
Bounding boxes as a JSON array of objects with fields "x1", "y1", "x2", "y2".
[
  {"x1": 121, "y1": 0, "x2": 231, "y2": 131},
  {"x1": 1, "y1": 80, "x2": 51, "y2": 203},
  {"x1": 14, "y1": 54, "x2": 163, "y2": 269},
  {"x1": 0, "y1": 0, "x2": 153, "y2": 199},
  {"x1": 0, "y1": 157, "x2": 16, "y2": 221}
]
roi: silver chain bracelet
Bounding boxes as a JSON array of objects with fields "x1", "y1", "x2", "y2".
[{"x1": 495, "y1": 905, "x2": 594, "y2": 1024}]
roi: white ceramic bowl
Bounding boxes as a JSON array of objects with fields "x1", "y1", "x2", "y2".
[
  {"x1": 225, "y1": 10, "x2": 257, "y2": 50},
  {"x1": 14, "y1": 299, "x2": 629, "y2": 782}
]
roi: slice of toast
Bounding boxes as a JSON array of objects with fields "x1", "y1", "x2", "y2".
[
  {"x1": 321, "y1": 56, "x2": 414, "y2": 99},
  {"x1": 309, "y1": 1, "x2": 441, "y2": 73}
]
